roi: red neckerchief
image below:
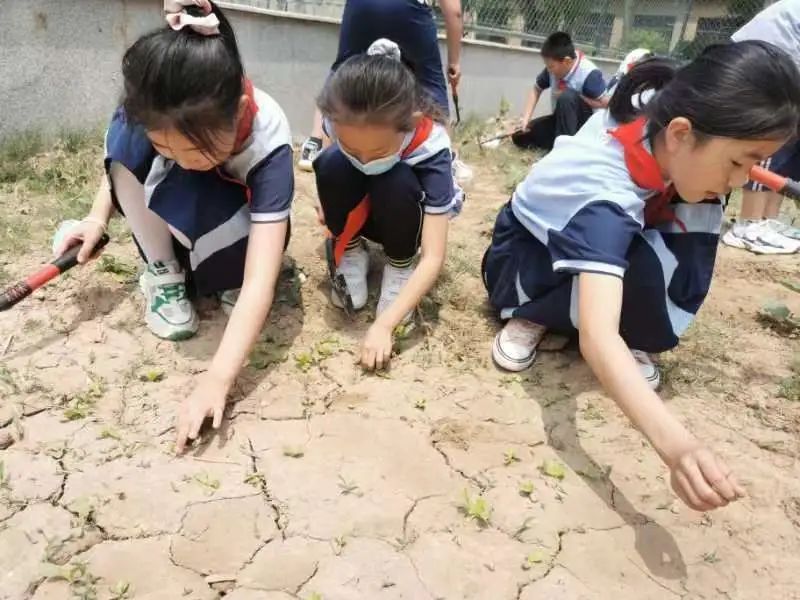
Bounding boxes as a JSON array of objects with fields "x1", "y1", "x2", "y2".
[
  {"x1": 215, "y1": 79, "x2": 259, "y2": 202},
  {"x1": 608, "y1": 116, "x2": 685, "y2": 230},
  {"x1": 557, "y1": 51, "x2": 584, "y2": 91},
  {"x1": 234, "y1": 78, "x2": 259, "y2": 152},
  {"x1": 331, "y1": 116, "x2": 435, "y2": 266}
]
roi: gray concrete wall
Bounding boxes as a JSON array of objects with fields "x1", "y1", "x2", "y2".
[{"x1": 0, "y1": 0, "x2": 619, "y2": 141}]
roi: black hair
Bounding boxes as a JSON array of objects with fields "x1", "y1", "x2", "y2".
[
  {"x1": 541, "y1": 32, "x2": 576, "y2": 61},
  {"x1": 121, "y1": 1, "x2": 244, "y2": 155},
  {"x1": 609, "y1": 41, "x2": 800, "y2": 142},
  {"x1": 317, "y1": 51, "x2": 447, "y2": 131}
]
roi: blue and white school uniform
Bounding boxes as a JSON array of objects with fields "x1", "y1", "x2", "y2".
[
  {"x1": 483, "y1": 112, "x2": 722, "y2": 353},
  {"x1": 534, "y1": 51, "x2": 607, "y2": 110},
  {"x1": 315, "y1": 117, "x2": 462, "y2": 264},
  {"x1": 104, "y1": 83, "x2": 293, "y2": 296}
]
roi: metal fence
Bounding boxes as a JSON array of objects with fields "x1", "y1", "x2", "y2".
[{"x1": 224, "y1": 0, "x2": 771, "y2": 59}]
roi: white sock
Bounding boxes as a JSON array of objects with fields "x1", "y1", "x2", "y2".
[{"x1": 110, "y1": 162, "x2": 178, "y2": 264}]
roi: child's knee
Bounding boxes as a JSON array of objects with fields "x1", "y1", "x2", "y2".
[
  {"x1": 313, "y1": 146, "x2": 357, "y2": 187},
  {"x1": 369, "y1": 162, "x2": 422, "y2": 206},
  {"x1": 555, "y1": 88, "x2": 582, "y2": 109}
]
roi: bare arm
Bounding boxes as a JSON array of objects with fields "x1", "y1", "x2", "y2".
[
  {"x1": 175, "y1": 220, "x2": 287, "y2": 452},
  {"x1": 210, "y1": 221, "x2": 287, "y2": 384},
  {"x1": 577, "y1": 272, "x2": 744, "y2": 510},
  {"x1": 521, "y1": 88, "x2": 541, "y2": 127},
  {"x1": 439, "y1": 0, "x2": 463, "y2": 89},
  {"x1": 55, "y1": 176, "x2": 117, "y2": 263},
  {"x1": 361, "y1": 213, "x2": 448, "y2": 369},
  {"x1": 378, "y1": 213, "x2": 448, "y2": 329}
]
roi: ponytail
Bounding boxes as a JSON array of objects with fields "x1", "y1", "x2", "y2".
[
  {"x1": 121, "y1": 0, "x2": 245, "y2": 154},
  {"x1": 610, "y1": 41, "x2": 800, "y2": 143},
  {"x1": 608, "y1": 58, "x2": 677, "y2": 124}
]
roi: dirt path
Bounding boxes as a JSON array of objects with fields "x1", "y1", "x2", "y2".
[{"x1": 1, "y1": 154, "x2": 799, "y2": 600}]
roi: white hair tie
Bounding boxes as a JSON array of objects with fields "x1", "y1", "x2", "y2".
[
  {"x1": 164, "y1": 0, "x2": 220, "y2": 36},
  {"x1": 367, "y1": 38, "x2": 402, "y2": 62}
]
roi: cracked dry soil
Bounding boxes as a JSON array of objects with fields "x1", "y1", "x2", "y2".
[{"x1": 1, "y1": 164, "x2": 800, "y2": 600}]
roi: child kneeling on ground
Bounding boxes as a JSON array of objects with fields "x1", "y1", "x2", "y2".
[
  {"x1": 56, "y1": 1, "x2": 294, "y2": 452},
  {"x1": 313, "y1": 39, "x2": 462, "y2": 370},
  {"x1": 483, "y1": 42, "x2": 800, "y2": 511}
]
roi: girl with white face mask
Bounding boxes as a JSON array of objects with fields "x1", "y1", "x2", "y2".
[{"x1": 313, "y1": 39, "x2": 462, "y2": 371}]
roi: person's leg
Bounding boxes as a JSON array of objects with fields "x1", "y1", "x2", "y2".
[
  {"x1": 739, "y1": 189, "x2": 770, "y2": 220},
  {"x1": 552, "y1": 88, "x2": 593, "y2": 138},
  {"x1": 511, "y1": 115, "x2": 556, "y2": 151},
  {"x1": 363, "y1": 163, "x2": 424, "y2": 319},
  {"x1": 314, "y1": 145, "x2": 371, "y2": 309},
  {"x1": 109, "y1": 162, "x2": 198, "y2": 340}
]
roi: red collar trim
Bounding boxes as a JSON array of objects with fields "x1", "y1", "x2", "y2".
[
  {"x1": 234, "y1": 78, "x2": 259, "y2": 152},
  {"x1": 609, "y1": 117, "x2": 684, "y2": 229},
  {"x1": 608, "y1": 116, "x2": 666, "y2": 192},
  {"x1": 401, "y1": 117, "x2": 434, "y2": 158}
]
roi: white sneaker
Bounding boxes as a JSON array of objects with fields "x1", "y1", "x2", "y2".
[
  {"x1": 139, "y1": 261, "x2": 199, "y2": 341},
  {"x1": 377, "y1": 263, "x2": 415, "y2": 321},
  {"x1": 330, "y1": 245, "x2": 369, "y2": 311},
  {"x1": 631, "y1": 349, "x2": 660, "y2": 391},
  {"x1": 452, "y1": 153, "x2": 474, "y2": 187},
  {"x1": 220, "y1": 288, "x2": 240, "y2": 316},
  {"x1": 722, "y1": 220, "x2": 799, "y2": 254},
  {"x1": 492, "y1": 318, "x2": 547, "y2": 372},
  {"x1": 763, "y1": 219, "x2": 800, "y2": 242},
  {"x1": 298, "y1": 138, "x2": 321, "y2": 172}
]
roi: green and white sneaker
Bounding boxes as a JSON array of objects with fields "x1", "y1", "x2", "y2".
[
  {"x1": 139, "y1": 261, "x2": 199, "y2": 341},
  {"x1": 219, "y1": 288, "x2": 240, "y2": 317}
]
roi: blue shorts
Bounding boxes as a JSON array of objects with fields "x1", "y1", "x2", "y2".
[
  {"x1": 745, "y1": 139, "x2": 800, "y2": 191},
  {"x1": 332, "y1": 0, "x2": 449, "y2": 115}
]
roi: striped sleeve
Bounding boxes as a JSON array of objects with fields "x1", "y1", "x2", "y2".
[
  {"x1": 548, "y1": 200, "x2": 642, "y2": 278},
  {"x1": 247, "y1": 145, "x2": 294, "y2": 223},
  {"x1": 412, "y1": 148, "x2": 456, "y2": 214}
]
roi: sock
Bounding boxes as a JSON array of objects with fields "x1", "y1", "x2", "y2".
[
  {"x1": 344, "y1": 237, "x2": 363, "y2": 251},
  {"x1": 387, "y1": 256, "x2": 414, "y2": 269}
]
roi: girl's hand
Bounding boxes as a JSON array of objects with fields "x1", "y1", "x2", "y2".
[
  {"x1": 361, "y1": 321, "x2": 393, "y2": 370},
  {"x1": 668, "y1": 444, "x2": 745, "y2": 511},
  {"x1": 54, "y1": 219, "x2": 107, "y2": 264},
  {"x1": 175, "y1": 371, "x2": 230, "y2": 454},
  {"x1": 447, "y1": 63, "x2": 461, "y2": 90}
]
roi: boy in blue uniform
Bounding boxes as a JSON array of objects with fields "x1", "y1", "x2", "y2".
[{"x1": 512, "y1": 32, "x2": 607, "y2": 151}]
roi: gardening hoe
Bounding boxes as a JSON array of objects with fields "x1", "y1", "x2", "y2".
[
  {"x1": 452, "y1": 93, "x2": 462, "y2": 127},
  {"x1": 325, "y1": 237, "x2": 355, "y2": 318},
  {"x1": 749, "y1": 165, "x2": 800, "y2": 201},
  {"x1": 0, "y1": 234, "x2": 109, "y2": 312}
]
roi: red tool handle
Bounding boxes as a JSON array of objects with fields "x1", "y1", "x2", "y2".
[
  {"x1": 0, "y1": 234, "x2": 109, "y2": 311},
  {"x1": 749, "y1": 165, "x2": 800, "y2": 201}
]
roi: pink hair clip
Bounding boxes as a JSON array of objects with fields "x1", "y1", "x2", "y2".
[{"x1": 164, "y1": 0, "x2": 220, "y2": 36}]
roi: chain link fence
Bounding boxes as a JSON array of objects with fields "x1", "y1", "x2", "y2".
[{"x1": 224, "y1": 0, "x2": 771, "y2": 59}]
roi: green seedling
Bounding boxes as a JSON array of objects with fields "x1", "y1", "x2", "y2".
[
  {"x1": 96, "y1": 255, "x2": 137, "y2": 279},
  {"x1": 187, "y1": 472, "x2": 220, "y2": 495},
  {"x1": 307, "y1": 593, "x2": 323, "y2": 600},
  {"x1": 460, "y1": 489, "x2": 491, "y2": 526},
  {"x1": 414, "y1": 398, "x2": 427, "y2": 411},
  {"x1": 540, "y1": 459, "x2": 566, "y2": 480},
  {"x1": 314, "y1": 335, "x2": 340, "y2": 359},
  {"x1": 332, "y1": 535, "x2": 347, "y2": 556},
  {"x1": 522, "y1": 550, "x2": 546, "y2": 570},
  {"x1": 503, "y1": 449, "x2": 520, "y2": 466},
  {"x1": 702, "y1": 550, "x2": 721, "y2": 564},
  {"x1": 338, "y1": 475, "x2": 361, "y2": 497},
  {"x1": 99, "y1": 428, "x2": 122, "y2": 441},
  {"x1": 283, "y1": 446, "x2": 305, "y2": 458},
  {"x1": 244, "y1": 472, "x2": 267, "y2": 489},
  {"x1": 110, "y1": 581, "x2": 133, "y2": 600},
  {"x1": 62, "y1": 378, "x2": 105, "y2": 421},
  {"x1": 518, "y1": 480, "x2": 535, "y2": 497},
  {"x1": 295, "y1": 352, "x2": 315, "y2": 372},
  {"x1": 0, "y1": 460, "x2": 9, "y2": 489},
  {"x1": 139, "y1": 369, "x2": 164, "y2": 383}
]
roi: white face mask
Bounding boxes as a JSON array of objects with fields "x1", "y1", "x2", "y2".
[{"x1": 339, "y1": 146, "x2": 401, "y2": 175}]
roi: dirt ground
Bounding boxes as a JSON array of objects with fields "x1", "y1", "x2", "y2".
[{"x1": 1, "y1": 133, "x2": 800, "y2": 600}]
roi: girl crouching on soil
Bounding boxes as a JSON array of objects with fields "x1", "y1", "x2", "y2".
[{"x1": 483, "y1": 41, "x2": 800, "y2": 510}]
